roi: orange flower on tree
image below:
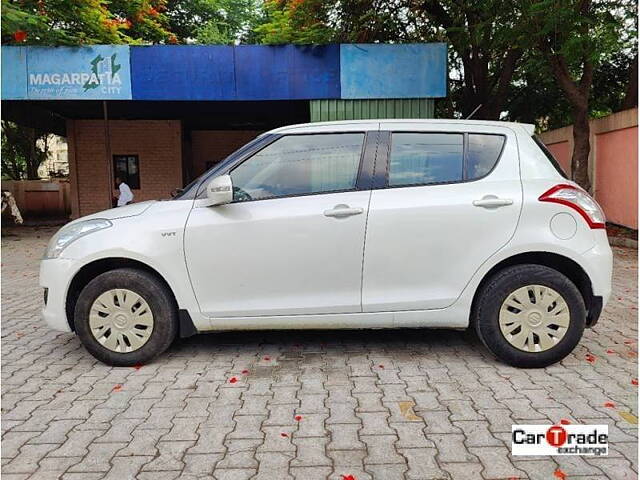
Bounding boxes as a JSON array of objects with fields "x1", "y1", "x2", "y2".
[{"x1": 13, "y1": 30, "x2": 27, "y2": 42}]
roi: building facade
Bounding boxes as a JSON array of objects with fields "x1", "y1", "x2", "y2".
[{"x1": 2, "y1": 44, "x2": 448, "y2": 218}]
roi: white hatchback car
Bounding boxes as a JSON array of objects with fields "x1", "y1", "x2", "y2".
[{"x1": 40, "y1": 120, "x2": 612, "y2": 368}]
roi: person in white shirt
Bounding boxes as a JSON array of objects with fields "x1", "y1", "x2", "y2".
[{"x1": 115, "y1": 176, "x2": 134, "y2": 207}]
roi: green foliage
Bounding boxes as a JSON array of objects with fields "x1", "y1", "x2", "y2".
[
  {"x1": 1, "y1": 121, "x2": 49, "y2": 180},
  {"x1": 254, "y1": 0, "x2": 334, "y2": 44},
  {"x1": 165, "y1": 0, "x2": 259, "y2": 44},
  {"x1": 1, "y1": 0, "x2": 172, "y2": 45}
]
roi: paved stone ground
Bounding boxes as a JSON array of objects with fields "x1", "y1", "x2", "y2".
[{"x1": 1, "y1": 226, "x2": 638, "y2": 480}]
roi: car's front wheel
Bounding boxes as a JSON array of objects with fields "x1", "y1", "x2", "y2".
[
  {"x1": 473, "y1": 264, "x2": 586, "y2": 368},
  {"x1": 74, "y1": 268, "x2": 178, "y2": 366}
]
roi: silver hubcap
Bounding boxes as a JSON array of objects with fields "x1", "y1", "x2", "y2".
[
  {"x1": 499, "y1": 285, "x2": 570, "y2": 352},
  {"x1": 89, "y1": 289, "x2": 154, "y2": 353}
]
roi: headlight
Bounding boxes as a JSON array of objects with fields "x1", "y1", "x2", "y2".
[{"x1": 44, "y1": 219, "x2": 112, "y2": 259}]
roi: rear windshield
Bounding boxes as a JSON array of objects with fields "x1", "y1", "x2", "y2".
[{"x1": 532, "y1": 135, "x2": 568, "y2": 179}]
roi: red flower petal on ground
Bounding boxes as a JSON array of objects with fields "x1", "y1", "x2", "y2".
[
  {"x1": 295, "y1": 415, "x2": 302, "y2": 421},
  {"x1": 263, "y1": 356, "x2": 271, "y2": 361},
  {"x1": 341, "y1": 475, "x2": 357, "y2": 480},
  {"x1": 632, "y1": 379, "x2": 638, "y2": 386},
  {"x1": 112, "y1": 384, "x2": 122, "y2": 392},
  {"x1": 585, "y1": 353, "x2": 596, "y2": 363},
  {"x1": 133, "y1": 364, "x2": 142, "y2": 370},
  {"x1": 241, "y1": 369, "x2": 249, "y2": 375},
  {"x1": 606, "y1": 349, "x2": 615, "y2": 354},
  {"x1": 604, "y1": 401, "x2": 616, "y2": 408},
  {"x1": 229, "y1": 377, "x2": 238, "y2": 384},
  {"x1": 280, "y1": 432, "x2": 288, "y2": 437},
  {"x1": 624, "y1": 340, "x2": 635, "y2": 344},
  {"x1": 554, "y1": 469, "x2": 567, "y2": 480},
  {"x1": 559, "y1": 419, "x2": 571, "y2": 425},
  {"x1": 13, "y1": 30, "x2": 27, "y2": 42},
  {"x1": 378, "y1": 364, "x2": 384, "y2": 369}
]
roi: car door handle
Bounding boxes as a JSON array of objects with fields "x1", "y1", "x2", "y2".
[
  {"x1": 324, "y1": 204, "x2": 364, "y2": 218},
  {"x1": 473, "y1": 196, "x2": 514, "y2": 208}
]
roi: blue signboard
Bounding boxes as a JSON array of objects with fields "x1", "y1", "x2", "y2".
[
  {"x1": 1, "y1": 43, "x2": 448, "y2": 101},
  {"x1": 131, "y1": 46, "x2": 235, "y2": 100},
  {"x1": 340, "y1": 43, "x2": 447, "y2": 99},
  {"x1": 234, "y1": 45, "x2": 340, "y2": 100},
  {"x1": 26, "y1": 46, "x2": 132, "y2": 100},
  {"x1": 1, "y1": 47, "x2": 27, "y2": 99}
]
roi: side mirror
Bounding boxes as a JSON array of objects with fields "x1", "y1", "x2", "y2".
[{"x1": 204, "y1": 174, "x2": 233, "y2": 206}]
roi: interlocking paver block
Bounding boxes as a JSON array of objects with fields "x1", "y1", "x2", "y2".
[
  {"x1": 400, "y1": 447, "x2": 449, "y2": 479},
  {"x1": 290, "y1": 436, "x2": 331, "y2": 467},
  {"x1": 470, "y1": 446, "x2": 527, "y2": 479},
  {"x1": 103, "y1": 455, "x2": 153, "y2": 480},
  {"x1": 67, "y1": 442, "x2": 127, "y2": 472}
]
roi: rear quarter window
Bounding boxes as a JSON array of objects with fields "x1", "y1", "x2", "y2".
[
  {"x1": 466, "y1": 134, "x2": 505, "y2": 179},
  {"x1": 532, "y1": 135, "x2": 568, "y2": 179}
]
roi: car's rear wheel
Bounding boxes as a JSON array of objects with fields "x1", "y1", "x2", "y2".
[
  {"x1": 74, "y1": 268, "x2": 178, "y2": 366},
  {"x1": 473, "y1": 264, "x2": 586, "y2": 368}
]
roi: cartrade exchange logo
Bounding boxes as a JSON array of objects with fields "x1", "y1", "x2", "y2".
[{"x1": 512, "y1": 425, "x2": 608, "y2": 456}]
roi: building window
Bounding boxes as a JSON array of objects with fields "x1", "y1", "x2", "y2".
[{"x1": 113, "y1": 155, "x2": 140, "y2": 189}]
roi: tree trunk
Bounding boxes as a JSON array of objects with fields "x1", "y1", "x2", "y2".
[
  {"x1": 571, "y1": 105, "x2": 591, "y2": 191},
  {"x1": 25, "y1": 127, "x2": 40, "y2": 180},
  {"x1": 621, "y1": 54, "x2": 638, "y2": 110}
]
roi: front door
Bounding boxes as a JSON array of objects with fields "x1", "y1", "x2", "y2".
[
  {"x1": 184, "y1": 131, "x2": 374, "y2": 317},
  {"x1": 362, "y1": 125, "x2": 523, "y2": 311}
]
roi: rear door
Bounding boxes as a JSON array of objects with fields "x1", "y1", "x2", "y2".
[{"x1": 362, "y1": 123, "x2": 523, "y2": 312}]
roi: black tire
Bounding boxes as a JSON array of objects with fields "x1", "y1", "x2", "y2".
[
  {"x1": 473, "y1": 264, "x2": 586, "y2": 368},
  {"x1": 74, "y1": 268, "x2": 178, "y2": 366}
]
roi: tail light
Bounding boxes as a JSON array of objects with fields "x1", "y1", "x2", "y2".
[{"x1": 539, "y1": 184, "x2": 606, "y2": 229}]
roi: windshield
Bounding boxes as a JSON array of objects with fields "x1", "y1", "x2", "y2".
[
  {"x1": 173, "y1": 133, "x2": 273, "y2": 200},
  {"x1": 532, "y1": 135, "x2": 568, "y2": 179}
]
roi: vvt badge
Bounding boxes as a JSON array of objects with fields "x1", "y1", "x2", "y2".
[{"x1": 512, "y1": 424, "x2": 608, "y2": 456}]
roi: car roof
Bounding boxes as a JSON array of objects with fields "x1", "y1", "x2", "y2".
[{"x1": 269, "y1": 119, "x2": 535, "y2": 136}]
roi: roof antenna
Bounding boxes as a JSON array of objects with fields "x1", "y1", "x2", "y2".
[{"x1": 465, "y1": 104, "x2": 482, "y2": 119}]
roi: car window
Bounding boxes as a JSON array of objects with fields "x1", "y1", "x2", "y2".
[
  {"x1": 389, "y1": 133, "x2": 464, "y2": 186},
  {"x1": 388, "y1": 132, "x2": 506, "y2": 187},
  {"x1": 230, "y1": 133, "x2": 364, "y2": 201},
  {"x1": 467, "y1": 134, "x2": 505, "y2": 179}
]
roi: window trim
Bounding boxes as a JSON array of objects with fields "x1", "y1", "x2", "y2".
[
  {"x1": 379, "y1": 130, "x2": 507, "y2": 189},
  {"x1": 113, "y1": 154, "x2": 141, "y2": 190},
  {"x1": 223, "y1": 131, "x2": 375, "y2": 204}
]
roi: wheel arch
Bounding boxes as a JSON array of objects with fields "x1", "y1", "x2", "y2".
[
  {"x1": 470, "y1": 251, "x2": 599, "y2": 327},
  {"x1": 65, "y1": 257, "x2": 178, "y2": 333}
]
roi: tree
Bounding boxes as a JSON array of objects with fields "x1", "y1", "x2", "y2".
[
  {"x1": 1, "y1": 0, "x2": 172, "y2": 45},
  {"x1": 254, "y1": 0, "x2": 335, "y2": 44},
  {"x1": 1, "y1": 121, "x2": 49, "y2": 180},
  {"x1": 165, "y1": 0, "x2": 259, "y2": 44},
  {"x1": 521, "y1": 0, "x2": 630, "y2": 191},
  {"x1": 410, "y1": 1, "x2": 525, "y2": 120}
]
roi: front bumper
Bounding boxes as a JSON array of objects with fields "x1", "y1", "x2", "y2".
[{"x1": 39, "y1": 257, "x2": 77, "y2": 332}]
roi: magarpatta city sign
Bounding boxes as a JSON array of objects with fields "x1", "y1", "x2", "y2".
[{"x1": 23, "y1": 45, "x2": 132, "y2": 100}]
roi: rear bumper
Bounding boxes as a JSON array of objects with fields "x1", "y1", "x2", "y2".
[
  {"x1": 581, "y1": 234, "x2": 613, "y2": 308},
  {"x1": 580, "y1": 232, "x2": 612, "y2": 328},
  {"x1": 586, "y1": 296, "x2": 603, "y2": 327}
]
